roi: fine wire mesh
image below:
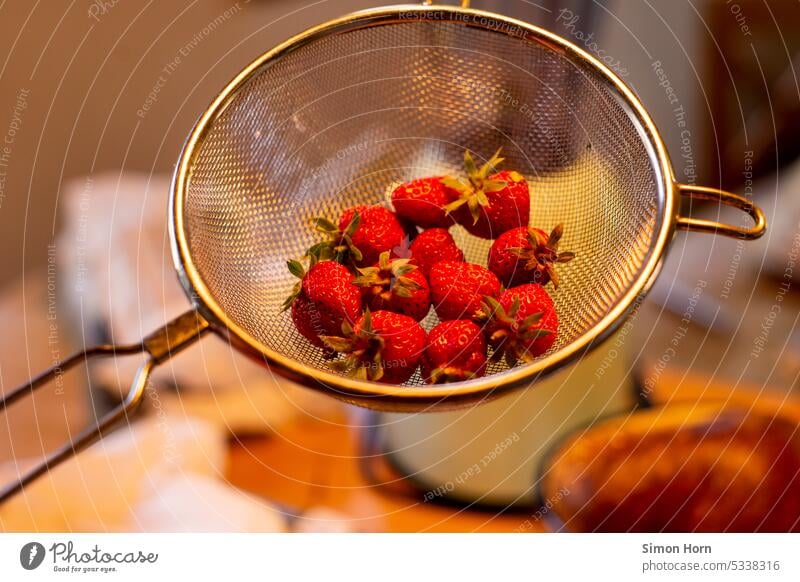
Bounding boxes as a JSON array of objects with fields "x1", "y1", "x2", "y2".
[{"x1": 182, "y1": 16, "x2": 663, "y2": 388}]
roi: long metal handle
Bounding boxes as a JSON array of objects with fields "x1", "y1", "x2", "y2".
[
  {"x1": 0, "y1": 310, "x2": 209, "y2": 503},
  {"x1": 675, "y1": 183, "x2": 767, "y2": 240}
]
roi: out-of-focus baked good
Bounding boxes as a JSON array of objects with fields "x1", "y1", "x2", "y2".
[{"x1": 541, "y1": 401, "x2": 800, "y2": 532}]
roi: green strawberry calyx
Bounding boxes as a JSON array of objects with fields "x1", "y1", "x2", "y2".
[
  {"x1": 281, "y1": 250, "x2": 326, "y2": 311},
  {"x1": 480, "y1": 295, "x2": 552, "y2": 367},
  {"x1": 508, "y1": 224, "x2": 576, "y2": 289},
  {"x1": 428, "y1": 366, "x2": 479, "y2": 385},
  {"x1": 352, "y1": 251, "x2": 423, "y2": 301},
  {"x1": 307, "y1": 210, "x2": 363, "y2": 268},
  {"x1": 320, "y1": 309, "x2": 387, "y2": 382},
  {"x1": 442, "y1": 148, "x2": 523, "y2": 224}
]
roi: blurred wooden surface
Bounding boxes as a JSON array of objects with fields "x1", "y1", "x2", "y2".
[
  {"x1": 8, "y1": 194, "x2": 798, "y2": 530},
  {"x1": 227, "y1": 413, "x2": 544, "y2": 533},
  {"x1": 0, "y1": 273, "x2": 542, "y2": 532}
]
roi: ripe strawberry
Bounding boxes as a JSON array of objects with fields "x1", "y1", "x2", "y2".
[
  {"x1": 429, "y1": 261, "x2": 500, "y2": 322},
  {"x1": 482, "y1": 284, "x2": 558, "y2": 366},
  {"x1": 488, "y1": 224, "x2": 575, "y2": 288},
  {"x1": 353, "y1": 251, "x2": 431, "y2": 321},
  {"x1": 408, "y1": 228, "x2": 465, "y2": 277},
  {"x1": 321, "y1": 309, "x2": 426, "y2": 384},
  {"x1": 283, "y1": 259, "x2": 362, "y2": 348},
  {"x1": 310, "y1": 205, "x2": 406, "y2": 268},
  {"x1": 422, "y1": 320, "x2": 487, "y2": 384},
  {"x1": 444, "y1": 149, "x2": 530, "y2": 239},
  {"x1": 391, "y1": 176, "x2": 458, "y2": 228}
]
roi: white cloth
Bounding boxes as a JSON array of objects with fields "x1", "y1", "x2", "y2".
[
  {"x1": 0, "y1": 415, "x2": 285, "y2": 532},
  {"x1": 57, "y1": 171, "x2": 339, "y2": 433}
]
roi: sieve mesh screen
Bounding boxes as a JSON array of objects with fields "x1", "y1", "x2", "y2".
[{"x1": 181, "y1": 15, "x2": 664, "y2": 388}]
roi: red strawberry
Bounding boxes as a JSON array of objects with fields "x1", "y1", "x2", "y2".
[
  {"x1": 391, "y1": 176, "x2": 458, "y2": 228},
  {"x1": 444, "y1": 149, "x2": 530, "y2": 239},
  {"x1": 429, "y1": 261, "x2": 500, "y2": 322},
  {"x1": 321, "y1": 309, "x2": 426, "y2": 384},
  {"x1": 422, "y1": 320, "x2": 487, "y2": 384},
  {"x1": 311, "y1": 205, "x2": 406, "y2": 268},
  {"x1": 283, "y1": 259, "x2": 362, "y2": 348},
  {"x1": 488, "y1": 224, "x2": 575, "y2": 288},
  {"x1": 408, "y1": 228, "x2": 465, "y2": 277},
  {"x1": 340, "y1": 205, "x2": 405, "y2": 266},
  {"x1": 353, "y1": 251, "x2": 431, "y2": 321},
  {"x1": 483, "y1": 284, "x2": 558, "y2": 365}
]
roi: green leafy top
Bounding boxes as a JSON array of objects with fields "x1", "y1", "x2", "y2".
[
  {"x1": 282, "y1": 255, "x2": 311, "y2": 311},
  {"x1": 508, "y1": 224, "x2": 576, "y2": 289},
  {"x1": 320, "y1": 309, "x2": 387, "y2": 382},
  {"x1": 442, "y1": 148, "x2": 520, "y2": 224},
  {"x1": 427, "y1": 365, "x2": 481, "y2": 385},
  {"x1": 352, "y1": 251, "x2": 422, "y2": 300},
  {"x1": 308, "y1": 210, "x2": 363, "y2": 268},
  {"x1": 480, "y1": 295, "x2": 552, "y2": 367}
]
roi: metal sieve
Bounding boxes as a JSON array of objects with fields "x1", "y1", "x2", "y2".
[{"x1": 1, "y1": 0, "x2": 765, "y2": 502}]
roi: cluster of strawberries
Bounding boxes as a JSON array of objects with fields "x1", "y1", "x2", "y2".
[{"x1": 283, "y1": 149, "x2": 575, "y2": 385}]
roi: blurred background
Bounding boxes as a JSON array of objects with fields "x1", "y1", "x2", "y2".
[
  {"x1": 2, "y1": 0, "x2": 798, "y2": 288},
  {"x1": 0, "y1": 0, "x2": 799, "y2": 532}
]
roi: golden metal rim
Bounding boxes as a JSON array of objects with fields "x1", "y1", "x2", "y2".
[{"x1": 169, "y1": 4, "x2": 676, "y2": 405}]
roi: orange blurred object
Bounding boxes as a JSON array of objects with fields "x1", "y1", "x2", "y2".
[{"x1": 542, "y1": 401, "x2": 800, "y2": 532}]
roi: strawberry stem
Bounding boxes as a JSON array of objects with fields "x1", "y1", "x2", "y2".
[
  {"x1": 482, "y1": 296, "x2": 551, "y2": 367},
  {"x1": 442, "y1": 148, "x2": 509, "y2": 224},
  {"x1": 320, "y1": 309, "x2": 388, "y2": 381},
  {"x1": 507, "y1": 224, "x2": 576, "y2": 289},
  {"x1": 352, "y1": 251, "x2": 422, "y2": 300},
  {"x1": 308, "y1": 210, "x2": 364, "y2": 268}
]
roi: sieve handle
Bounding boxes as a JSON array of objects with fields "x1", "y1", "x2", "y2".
[
  {"x1": 675, "y1": 183, "x2": 766, "y2": 240},
  {"x1": 0, "y1": 310, "x2": 209, "y2": 504}
]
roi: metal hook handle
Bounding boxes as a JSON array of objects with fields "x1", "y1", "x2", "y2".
[
  {"x1": 0, "y1": 310, "x2": 209, "y2": 503},
  {"x1": 675, "y1": 183, "x2": 766, "y2": 240},
  {"x1": 423, "y1": 0, "x2": 472, "y2": 7}
]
